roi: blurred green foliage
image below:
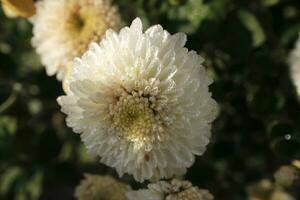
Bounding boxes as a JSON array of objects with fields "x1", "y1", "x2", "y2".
[{"x1": 0, "y1": 0, "x2": 300, "y2": 199}]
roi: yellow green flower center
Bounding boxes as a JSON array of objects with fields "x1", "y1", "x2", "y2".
[
  {"x1": 64, "y1": 4, "x2": 108, "y2": 57},
  {"x1": 68, "y1": 12, "x2": 85, "y2": 33},
  {"x1": 109, "y1": 91, "x2": 164, "y2": 144}
]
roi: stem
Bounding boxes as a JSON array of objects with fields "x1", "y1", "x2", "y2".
[
  {"x1": 0, "y1": 93, "x2": 17, "y2": 114},
  {"x1": 0, "y1": 83, "x2": 21, "y2": 114}
]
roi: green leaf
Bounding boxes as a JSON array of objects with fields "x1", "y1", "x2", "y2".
[
  {"x1": 78, "y1": 144, "x2": 96, "y2": 164},
  {"x1": 168, "y1": 0, "x2": 188, "y2": 6},
  {"x1": 238, "y1": 9, "x2": 266, "y2": 47},
  {"x1": 167, "y1": 0, "x2": 209, "y2": 33},
  {"x1": 0, "y1": 116, "x2": 17, "y2": 136},
  {"x1": 280, "y1": 23, "x2": 300, "y2": 45},
  {"x1": 58, "y1": 142, "x2": 73, "y2": 161},
  {"x1": 25, "y1": 172, "x2": 43, "y2": 200},
  {"x1": 0, "y1": 166, "x2": 22, "y2": 195},
  {"x1": 262, "y1": 0, "x2": 279, "y2": 7},
  {"x1": 206, "y1": 0, "x2": 234, "y2": 20}
]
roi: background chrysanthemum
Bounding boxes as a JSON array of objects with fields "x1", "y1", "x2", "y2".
[
  {"x1": 31, "y1": 0, "x2": 121, "y2": 81},
  {"x1": 274, "y1": 165, "x2": 299, "y2": 188},
  {"x1": 247, "y1": 179, "x2": 296, "y2": 200},
  {"x1": 1, "y1": 0, "x2": 36, "y2": 18},
  {"x1": 290, "y1": 33, "x2": 300, "y2": 98},
  {"x1": 75, "y1": 174, "x2": 130, "y2": 200},
  {"x1": 247, "y1": 163, "x2": 299, "y2": 200},
  {"x1": 126, "y1": 179, "x2": 214, "y2": 200},
  {"x1": 58, "y1": 17, "x2": 218, "y2": 182}
]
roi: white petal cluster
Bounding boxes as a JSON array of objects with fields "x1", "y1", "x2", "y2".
[
  {"x1": 126, "y1": 179, "x2": 214, "y2": 200},
  {"x1": 290, "y1": 33, "x2": 300, "y2": 98},
  {"x1": 58, "y1": 18, "x2": 218, "y2": 182},
  {"x1": 31, "y1": 0, "x2": 121, "y2": 81}
]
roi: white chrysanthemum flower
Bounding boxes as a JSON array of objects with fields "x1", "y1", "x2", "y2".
[
  {"x1": 58, "y1": 18, "x2": 218, "y2": 182},
  {"x1": 75, "y1": 174, "x2": 130, "y2": 200},
  {"x1": 126, "y1": 179, "x2": 214, "y2": 200},
  {"x1": 290, "y1": 33, "x2": 300, "y2": 97},
  {"x1": 31, "y1": 0, "x2": 121, "y2": 81}
]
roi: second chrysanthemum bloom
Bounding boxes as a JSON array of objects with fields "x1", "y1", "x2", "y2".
[
  {"x1": 58, "y1": 18, "x2": 218, "y2": 182},
  {"x1": 126, "y1": 179, "x2": 214, "y2": 200},
  {"x1": 31, "y1": 0, "x2": 121, "y2": 81}
]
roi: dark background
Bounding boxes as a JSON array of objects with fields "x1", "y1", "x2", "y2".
[{"x1": 0, "y1": 0, "x2": 299, "y2": 199}]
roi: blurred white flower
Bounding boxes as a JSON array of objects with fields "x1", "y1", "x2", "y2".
[
  {"x1": 292, "y1": 160, "x2": 300, "y2": 169},
  {"x1": 126, "y1": 179, "x2": 214, "y2": 200},
  {"x1": 58, "y1": 18, "x2": 218, "y2": 182},
  {"x1": 1, "y1": 0, "x2": 36, "y2": 18},
  {"x1": 247, "y1": 179, "x2": 296, "y2": 200},
  {"x1": 289, "y1": 33, "x2": 300, "y2": 98},
  {"x1": 270, "y1": 190, "x2": 295, "y2": 200},
  {"x1": 274, "y1": 165, "x2": 299, "y2": 188},
  {"x1": 31, "y1": 0, "x2": 121, "y2": 81},
  {"x1": 75, "y1": 174, "x2": 129, "y2": 200}
]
